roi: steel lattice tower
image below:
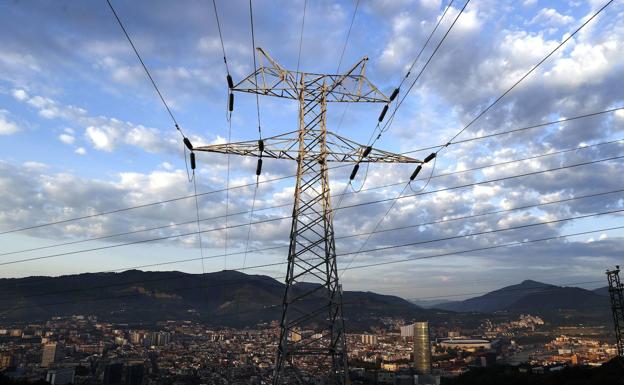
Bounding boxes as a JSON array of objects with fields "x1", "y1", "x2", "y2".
[
  {"x1": 607, "y1": 265, "x2": 624, "y2": 357},
  {"x1": 195, "y1": 48, "x2": 421, "y2": 384}
]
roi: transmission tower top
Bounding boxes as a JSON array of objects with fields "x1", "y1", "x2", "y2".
[{"x1": 233, "y1": 47, "x2": 388, "y2": 103}]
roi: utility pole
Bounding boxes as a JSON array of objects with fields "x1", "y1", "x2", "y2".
[
  {"x1": 194, "y1": 48, "x2": 421, "y2": 384},
  {"x1": 607, "y1": 265, "x2": 624, "y2": 357}
]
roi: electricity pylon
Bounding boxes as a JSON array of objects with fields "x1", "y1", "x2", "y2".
[
  {"x1": 607, "y1": 266, "x2": 624, "y2": 357},
  {"x1": 195, "y1": 48, "x2": 421, "y2": 384}
]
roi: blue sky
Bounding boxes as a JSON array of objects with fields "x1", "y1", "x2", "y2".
[{"x1": 0, "y1": 0, "x2": 623, "y2": 300}]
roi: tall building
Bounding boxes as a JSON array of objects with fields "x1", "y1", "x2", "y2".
[
  {"x1": 41, "y1": 343, "x2": 64, "y2": 367},
  {"x1": 150, "y1": 331, "x2": 171, "y2": 346},
  {"x1": 103, "y1": 362, "x2": 123, "y2": 385},
  {"x1": 413, "y1": 322, "x2": 431, "y2": 375},
  {"x1": 400, "y1": 324, "x2": 414, "y2": 338},
  {"x1": 361, "y1": 334, "x2": 378, "y2": 345},
  {"x1": 125, "y1": 362, "x2": 144, "y2": 385},
  {"x1": 45, "y1": 367, "x2": 75, "y2": 385}
]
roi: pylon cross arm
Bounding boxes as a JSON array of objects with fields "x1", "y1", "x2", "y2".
[
  {"x1": 233, "y1": 47, "x2": 389, "y2": 103},
  {"x1": 194, "y1": 130, "x2": 422, "y2": 164}
]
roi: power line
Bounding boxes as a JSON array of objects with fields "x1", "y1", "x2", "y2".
[
  {"x1": 242, "y1": 0, "x2": 263, "y2": 271},
  {"x1": 1, "y1": 205, "x2": 619, "y2": 296},
  {"x1": 402, "y1": 107, "x2": 624, "y2": 155},
  {"x1": 0, "y1": 146, "x2": 624, "y2": 256},
  {"x1": 0, "y1": 165, "x2": 337, "y2": 236},
  {"x1": 2, "y1": 221, "x2": 619, "y2": 308},
  {"x1": 338, "y1": 183, "x2": 410, "y2": 279},
  {"x1": 359, "y1": 0, "x2": 614, "y2": 249},
  {"x1": 295, "y1": 0, "x2": 307, "y2": 74},
  {"x1": 105, "y1": 0, "x2": 185, "y2": 137},
  {"x1": 340, "y1": 208, "x2": 624, "y2": 258},
  {"x1": 361, "y1": 0, "x2": 618, "y2": 229},
  {"x1": 395, "y1": 0, "x2": 455, "y2": 92},
  {"x1": 2, "y1": 106, "x2": 619, "y2": 237},
  {"x1": 192, "y1": 175, "x2": 206, "y2": 274},
  {"x1": 346, "y1": 0, "x2": 469, "y2": 262},
  {"x1": 3, "y1": 186, "x2": 621, "y2": 290},
  {"x1": 368, "y1": 0, "x2": 470, "y2": 146},
  {"x1": 336, "y1": 0, "x2": 360, "y2": 74},
  {"x1": 341, "y1": 224, "x2": 624, "y2": 271},
  {"x1": 248, "y1": 0, "x2": 262, "y2": 135},
  {"x1": 354, "y1": 138, "x2": 624, "y2": 199},
  {"x1": 441, "y1": 0, "x2": 615, "y2": 148},
  {"x1": 212, "y1": 0, "x2": 231, "y2": 76},
  {"x1": 332, "y1": 0, "x2": 361, "y2": 135},
  {"x1": 341, "y1": 154, "x2": 624, "y2": 211},
  {"x1": 339, "y1": 188, "x2": 624, "y2": 242},
  {"x1": 1, "y1": 159, "x2": 621, "y2": 269}
]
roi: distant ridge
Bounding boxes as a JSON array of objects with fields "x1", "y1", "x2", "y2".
[
  {"x1": 435, "y1": 280, "x2": 555, "y2": 313},
  {"x1": 0, "y1": 269, "x2": 434, "y2": 330},
  {"x1": 434, "y1": 279, "x2": 610, "y2": 322}
]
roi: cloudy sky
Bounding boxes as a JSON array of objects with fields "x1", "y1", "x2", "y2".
[{"x1": 0, "y1": 0, "x2": 622, "y2": 301}]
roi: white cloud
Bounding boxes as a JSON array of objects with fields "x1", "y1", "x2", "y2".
[
  {"x1": 85, "y1": 125, "x2": 119, "y2": 152},
  {"x1": 22, "y1": 161, "x2": 48, "y2": 171},
  {"x1": 0, "y1": 110, "x2": 20, "y2": 135},
  {"x1": 59, "y1": 133, "x2": 75, "y2": 144},
  {"x1": 545, "y1": 40, "x2": 619, "y2": 87},
  {"x1": 12, "y1": 89, "x2": 28, "y2": 101},
  {"x1": 523, "y1": 0, "x2": 537, "y2": 6},
  {"x1": 530, "y1": 8, "x2": 574, "y2": 27},
  {"x1": 14, "y1": 91, "x2": 185, "y2": 155},
  {"x1": 75, "y1": 147, "x2": 87, "y2": 155}
]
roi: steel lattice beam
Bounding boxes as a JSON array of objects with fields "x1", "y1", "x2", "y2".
[
  {"x1": 195, "y1": 48, "x2": 419, "y2": 385},
  {"x1": 607, "y1": 266, "x2": 624, "y2": 357}
]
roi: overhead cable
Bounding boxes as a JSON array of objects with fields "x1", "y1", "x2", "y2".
[{"x1": 1, "y1": 114, "x2": 621, "y2": 236}]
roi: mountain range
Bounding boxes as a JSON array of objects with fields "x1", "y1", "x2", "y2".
[
  {"x1": 0, "y1": 270, "x2": 437, "y2": 330},
  {"x1": 434, "y1": 279, "x2": 611, "y2": 323},
  {"x1": 0, "y1": 271, "x2": 613, "y2": 328}
]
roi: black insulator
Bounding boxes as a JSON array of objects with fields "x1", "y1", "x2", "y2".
[
  {"x1": 258, "y1": 139, "x2": 265, "y2": 153},
  {"x1": 183, "y1": 137, "x2": 193, "y2": 151},
  {"x1": 410, "y1": 165, "x2": 422, "y2": 181},
  {"x1": 424, "y1": 152, "x2": 436, "y2": 163},
  {"x1": 227, "y1": 74, "x2": 234, "y2": 89},
  {"x1": 349, "y1": 163, "x2": 360, "y2": 180},
  {"x1": 378, "y1": 105, "x2": 389, "y2": 122},
  {"x1": 256, "y1": 159, "x2": 263, "y2": 176},
  {"x1": 389, "y1": 88, "x2": 399, "y2": 102},
  {"x1": 228, "y1": 93, "x2": 234, "y2": 112},
  {"x1": 190, "y1": 152, "x2": 196, "y2": 170},
  {"x1": 362, "y1": 146, "x2": 372, "y2": 158}
]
